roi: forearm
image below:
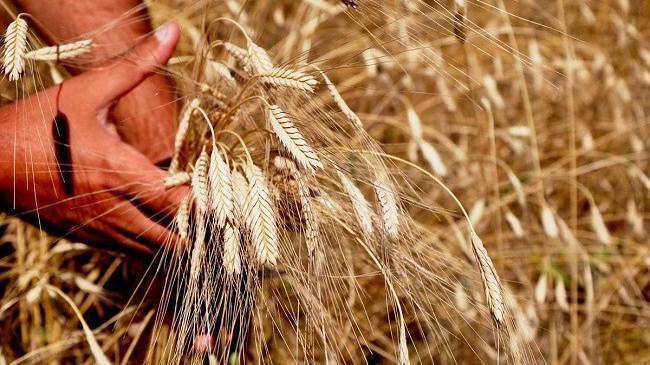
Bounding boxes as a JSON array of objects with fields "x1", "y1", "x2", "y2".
[{"x1": 15, "y1": 0, "x2": 151, "y2": 64}]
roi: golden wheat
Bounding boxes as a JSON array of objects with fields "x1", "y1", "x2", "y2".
[{"x1": 2, "y1": 16, "x2": 28, "y2": 81}]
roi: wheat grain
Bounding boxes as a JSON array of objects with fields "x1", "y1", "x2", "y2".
[
  {"x1": 164, "y1": 172, "x2": 191, "y2": 188},
  {"x1": 318, "y1": 69, "x2": 364, "y2": 129},
  {"x1": 222, "y1": 223, "x2": 242, "y2": 275},
  {"x1": 268, "y1": 105, "x2": 323, "y2": 172},
  {"x1": 337, "y1": 170, "x2": 374, "y2": 237},
  {"x1": 223, "y1": 42, "x2": 249, "y2": 69},
  {"x1": 244, "y1": 163, "x2": 279, "y2": 265},
  {"x1": 25, "y1": 39, "x2": 92, "y2": 61},
  {"x1": 374, "y1": 172, "x2": 399, "y2": 240},
  {"x1": 3, "y1": 17, "x2": 28, "y2": 81},
  {"x1": 260, "y1": 67, "x2": 318, "y2": 93},
  {"x1": 419, "y1": 141, "x2": 447, "y2": 177},
  {"x1": 192, "y1": 150, "x2": 210, "y2": 214},
  {"x1": 208, "y1": 148, "x2": 234, "y2": 228},
  {"x1": 469, "y1": 231, "x2": 505, "y2": 326}
]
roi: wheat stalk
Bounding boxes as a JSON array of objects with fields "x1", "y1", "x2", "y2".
[
  {"x1": 244, "y1": 163, "x2": 279, "y2": 265},
  {"x1": 318, "y1": 69, "x2": 364, "y2": 129},
  {"x1": 222, "y1": 222, "x2": 242, "y2": 276},
  {"x1": 268, "y1": 105, "x2": 323, "y2": 172},
  {"x1": 208, "y1": 148, "x2": 234, "y2": 228},
  {"x1": 260, "y1": 67, "x2": 318, "y2": 93},
  {"x1": 374, "y1": 172, "x2": 399, "y2": 240},
  {"x1": 337, "y1": 170, "x2": 374, "y2": 236},
  {"x1": 3, "y1": 17, "x2": 28, "y2": 81},
  {"x1": 25, "y1": 39, "x2": 92, "y2": 61},
  {"x1": 470, "y1": 231, "x2": 505, "y2": 326},
  {"x1": 191, "y1": 150, "x2": 210, "y2": 214}
]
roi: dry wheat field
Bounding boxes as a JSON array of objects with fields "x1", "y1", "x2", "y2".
[{"x1": 0, "y1": 0, "x2": 648, "y2": 364}]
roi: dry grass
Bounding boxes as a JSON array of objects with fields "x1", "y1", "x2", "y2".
[{"x1": 1, "y1": 0, "x2": 649, "y2": 364}]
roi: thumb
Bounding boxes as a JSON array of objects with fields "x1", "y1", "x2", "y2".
[{"x1": 78, "y1": 22, "x2": 180, "y2": 107}]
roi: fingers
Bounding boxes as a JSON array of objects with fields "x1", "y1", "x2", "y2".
[
  {"x1": 108, "y1": 200, "x2": 182, "y2": 251},
  {"x1": 73, "y1": 22, "x2": 180, "y2": 108}
]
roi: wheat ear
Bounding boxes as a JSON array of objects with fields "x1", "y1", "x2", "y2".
[
  {"x1": 318, "y1": 69, "x2": 364, "y2": 129},
  {"x1": 337, "y1": 170, "x2": 374, "y2": 236},
  {"x1": 540, "y1": 203, "x2": 559, "y2": 238},
  {"x1": 244, "y1": 163, "x2": 279, "y2": 265},
  {"x1": 223, "y1": 42, "x2": 250, "y2": 71},
  {"x1": 3, "y1": 16, "x2": 28, "y2": 81},
  {"x1": 276, "y1": 156, "x2": 323, "y2": 263},
  {"x1": 208, "y1": 148, "x2": 234, "y2": 228},
  {"x1": 25, "y1": 40, "x2": 92, "y2": 61},
  {"x1": 374, "y1": 172, "x2": 400, "y2": 240},
  {"x1": 260, "y1": 67, "x2": 318, "y2": 93},
  {"x1": 470, "y1": 231, "x2": 505, "y2": 326},
  {"x1": 268, "y1": 105, "x2": 323, "y2": 172},
  {"x1": 418, "y1": 141, "x2": 448, "y2": 177},
  {"x1": 191, "y1": 150, "x2": 210, "y2": 214},
  {"x1": 247, "y1": 41, "x2": 274, "y2": 75}
]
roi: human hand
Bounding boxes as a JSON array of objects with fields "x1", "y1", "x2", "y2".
[
  {"x1": 0, "y1": 22, "x2": 186, "y2": 255},
  {"x1": 16, "y1": 0, "x2": 178, "y2": 165}
]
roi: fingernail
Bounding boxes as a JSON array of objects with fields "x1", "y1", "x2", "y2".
[{"x1": 154, "y1": 22, "x2": 171, "y2": 42}]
